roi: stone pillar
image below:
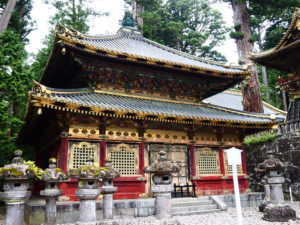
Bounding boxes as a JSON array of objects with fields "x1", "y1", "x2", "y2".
[
  {"x1": 256, "y1": 156, "x2": 296, "y2": 222},
  {"x1": 101, "y1": 186, "x2": 117, "y2": 223},
  {"x1": 152, "y1": 184, "x2": 173, "y2": 219},
  {"x1": 3, "y1": 191, "x2": 31, "y2": 225},
  {"x1": 69, "y1": 157, "x2": 106, "y2": 225},
  {"x1": 267, "y1": 175, "x2": 285, "y2": 205},
  {"x1": 0, "y1": 150, "x2": 37, "y2": 225},
  {"x1": 76, "y1": 189, "x2": 101, "y2": 224},
  {"x1": 143, "y1": 150, "x2": 179, "y2": 221},
  {"x1": 101, "y1": 159, "x2": 120, "y2": 225},
  {"x1": 40, "y1": 158, "x2": 67, "y2": 225}
]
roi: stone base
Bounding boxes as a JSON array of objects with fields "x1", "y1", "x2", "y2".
[
  {"x1": 98, "y1": 220, "x2": 119, "y2": 225},
  {"x1": 263, "y1": 205, "x2": 297, "y2": 222},
  {"x1": 76, "y1": 222, "x2": 97, "y2": 225},
  {"x1": 159, "y1": 219, "x2": 181, "y2": 225},
  {"x1": 259, "y1": 201, "x2": 267, "y2": 212}
]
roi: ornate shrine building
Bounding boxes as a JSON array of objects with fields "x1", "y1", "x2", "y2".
[
  {"x1": 251, "y1": 9, "x2": 300, "y2": 135},
  {"x1": 19, "y1": 23, "x2": 282, "y2": 201}
]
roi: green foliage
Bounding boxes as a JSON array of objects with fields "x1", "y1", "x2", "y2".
[
  {"x1": 233, "y1": 23, "x2": 241, "y2": 30},
  {"x1": 0, "y1": 29, "x2": 33, "y2": 166},
  {"x1": 244, "y1": 133, "x2": 277, "y2": 147},
  {"x1": 0, "y1": 0, "x2": 34, "y2": 39},
  {"x1": 32, "y1": 0, "x2": 107, "y2": 81},
  {"x1": 229, "y1": 31, "x2": 244, "y2": 40},
  {"x1": 140, "y1": 0, "x2": 229, "y2": 61}
]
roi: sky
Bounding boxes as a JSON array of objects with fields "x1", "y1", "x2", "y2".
[{"x1": 26, "y1": 0, "x2": 239, "y2": 63}]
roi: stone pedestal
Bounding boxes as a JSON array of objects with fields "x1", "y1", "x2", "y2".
[
  {"x1": 152, "y1": 184, "x2": 173, "y2": 219},
  {"x1": 263, "y1": 175, "x2": 296, "y2": 222},
  {"x1": 102, "y1": 186, "x2": 117, "y2": 221},
  {"x1": 76, "y1": 188, "x2": 101, "y2": 225},
  {"x1": 259, "y1": 184, "x2": 270, "y2": 212},
  {"x1": 40, "y1": 189, "x2": 63, "y2": 225},
  {"x1": 2, "y1": 190, "x2": 31, "y2": 225}
]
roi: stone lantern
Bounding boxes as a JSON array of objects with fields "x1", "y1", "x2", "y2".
[
  {"x1": 101, "y1": 159, "x2": 120, "y2": 224},
  {"x1": 255, "y1": 153, "x2": 296, "y2": 222},
  {"x1": 40, "y1": 158, "x2": 68, "y2": 225},
  {"x1": 0, "y1": 150, "x2": 35, "y2": 225},
  {"x1": 143, "y1": 150, "x2": 179, "y2": 219},
  {"x1": 68, "y1": 157, "x2": 107, "y2": 225}
]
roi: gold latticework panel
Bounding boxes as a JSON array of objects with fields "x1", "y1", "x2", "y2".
[
  {"x1": 69, "y1": 118, "x2": 99, "y2": 138},
  {"x1": 68, "y1": 142, "x2": 100, "y2": 169},
  {"x1": 196, "y1": 147, "x2": 220, "y2": 175},
  {"x1": 224, "y1": 153, "x2": 243, "y2": 174},
  {"x1": 106, "y1": 127, "x2": 138, "y2": 140},
  {"x1": 145, "y1": 129, "x2": 188, "y2": 143},
  {"x1": 110, "y1": 143, "x2": 138, "y2": 176}
]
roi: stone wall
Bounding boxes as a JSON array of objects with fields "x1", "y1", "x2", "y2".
[{"x1": 245, "y1": 134, "x2": 300, "y2": 199}]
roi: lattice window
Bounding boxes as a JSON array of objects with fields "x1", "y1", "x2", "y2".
[
  {"x1": 110, "y1": 143, "x2": 137, "y2": 176},
  {"x1": 224, "y1": 154, "x2": 243, "y2": 174},
  {"x1": 196, "y1": 147, "x2": 220, "y2": 175},
  {"x1": 68, "y1": 142, "x2": 99, "y2": 169}
]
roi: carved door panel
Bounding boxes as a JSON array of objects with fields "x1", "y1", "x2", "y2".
[{"x1": 149, "y1": 144, "x2": 189, "y2": 186}]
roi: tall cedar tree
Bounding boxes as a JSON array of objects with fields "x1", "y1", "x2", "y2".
[
  {"x1": 0, "y1": 0, "x2": 34, "y2": 38},
  {"x1": 127, "y1": 0, "x2": 229, "y2": 61},
  {"x1": 225, "y1": 0, "x2": 300, "y2": 112}
]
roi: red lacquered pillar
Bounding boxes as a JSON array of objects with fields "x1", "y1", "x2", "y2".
[
  {"x1": 100, "y1": 140, "x2": 106, "y2": 167},
  {"x1": 139, "y1": 142, "x2": 145, "y2": 176},
  {"x1": 59, "y1": 132, "x2": 69, "y2": 173},
  {"x1": 218, "y1": 147, "x2": 225, "y2": 175},
  {"x1": 189, "y1": 145, "x2": 196, "y2": 177}
]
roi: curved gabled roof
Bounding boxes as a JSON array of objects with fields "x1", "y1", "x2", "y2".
[
  {"x1": 55, "y1": 25, "x2": 249, "y2": 77},
  {"x1": 28, "y1": 82, "x2": 282, "y2": 129},
  {"x1": 251, "y1": 9, "x2": 300, "y2": 72}
]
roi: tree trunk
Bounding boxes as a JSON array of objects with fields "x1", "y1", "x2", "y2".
[
  {"x1": 261, "y1": 66, "x2": 270, "y2": 102},
  {"x1": 230, "y1": 0, "x2": 264, "y2": 113},
  {"x1": 131, "y1": 0, "x2": 143, "y2": 28},
  {"x1": 0, "y1": 0, "x2": 17, "y2": 34},
  {"x1": 282, "y1": 90, "x2": 288, "y2": 111}
]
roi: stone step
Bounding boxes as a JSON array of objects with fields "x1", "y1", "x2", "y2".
[
  {"x1": 172, "y1": 196, "x2": 210, "y2": 202},
  {"x1": 172, "y1": 200, "x2": 213, "y2": 207},
  {"x1": 172, "y1": 204, "x2": 217, "y2": 213},
  {"x1": 172, "y1": 208, "x2": 221, "y2": 217}
]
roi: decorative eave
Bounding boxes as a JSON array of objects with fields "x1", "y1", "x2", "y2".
[
  {"x1": 250, "y1": 9, "x2": 300, "y2": 72},
  {"x1": 27, "y1": 82, "x2": 282, "y2": 129},
  {"x1": 54, "y1": 25, "x2": 250, "y2": 78}
]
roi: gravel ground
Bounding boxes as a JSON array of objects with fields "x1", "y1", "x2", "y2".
[
  {"x1": 113, "y1": 203, "x2": 300, "y2": 225},
  {"x1": 1, "y1": 203, "x2": 300, "y2": 224}
]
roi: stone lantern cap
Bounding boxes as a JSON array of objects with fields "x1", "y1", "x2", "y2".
[
  {"x1": 42, "y1": 158, "x2": 68, "y2": 182},
  {"x1": 0, "y1": 150, "x2": 43, "y2": 180},
  {"x1": 68, "y1": 157, "x2": 108, "y2": 180},
  {"x1": 255, "y1": 156, "x2": 284, "y2": 173},
  {"x1": 103, "y1": 159, "x2": 120, "y2": 180},
  {"x1": 143, "y1": 150, "x2": 179, "y2": 175}
]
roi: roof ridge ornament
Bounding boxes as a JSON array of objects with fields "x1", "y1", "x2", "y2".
[{"x1": 56, "y1": 24, "x2": 85, "y2": 39}]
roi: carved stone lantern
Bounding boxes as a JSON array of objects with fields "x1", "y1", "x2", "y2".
[
  {"x1": 101, "y1": 159, "x2": 120, "y2": 224},
  {"x1": 68, "y1": 157, "x2": 107, "y2": 225},
  {"x1": 0, "y1": 150, "x2": 36, "y2": 225},
  {"x1": 40, "y1": 158, "x2": 68, "y2": 225},
  {"x1": 144, "y1": 150, "x2": 179, "y2": 185},
  {"x1": 255, "y1": 153, "x2": 296, "y2": 222},
  {"x1": 143, "y1": 150, "x2": 179, "y2": 219}
]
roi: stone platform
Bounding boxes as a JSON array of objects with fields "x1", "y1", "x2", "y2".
[{"x1": 24, "y1": 193, "x2": 264, "y2": 225}]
